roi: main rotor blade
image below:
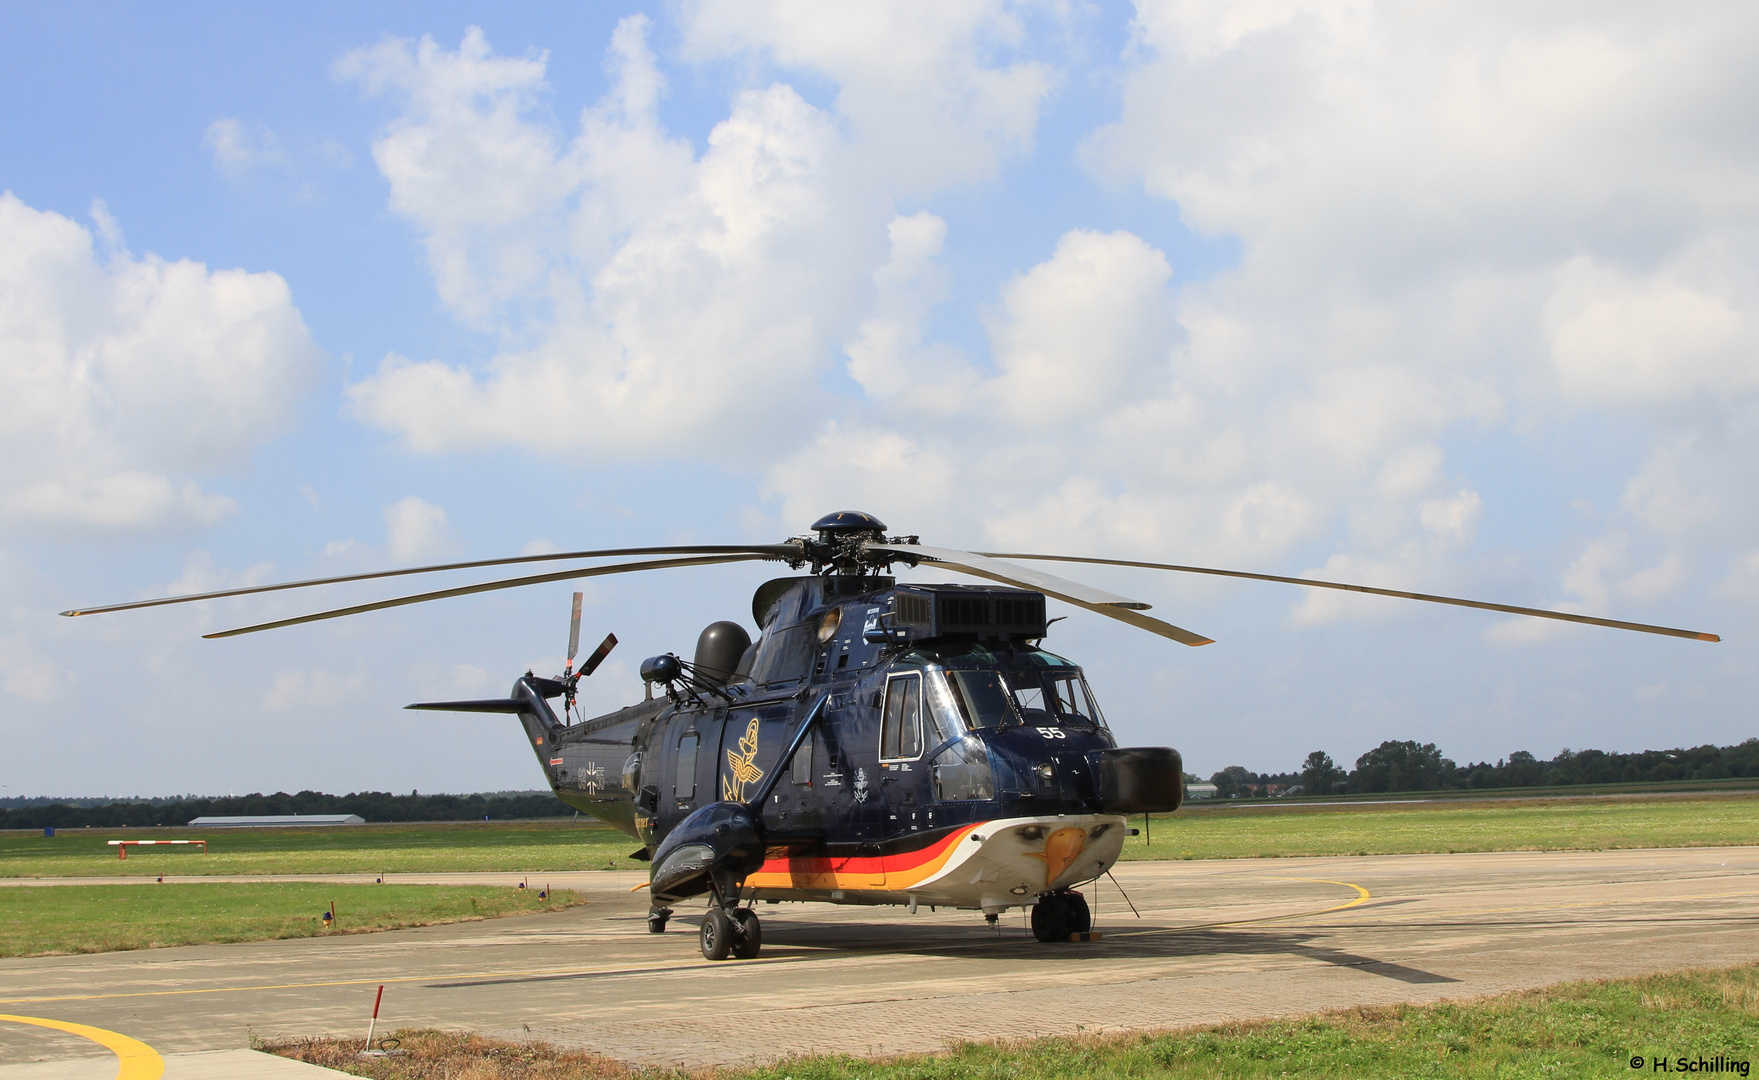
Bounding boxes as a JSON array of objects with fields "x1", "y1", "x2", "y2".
[
  {"x1": 976, "y1": 552, "x2": 1722, "y2": 643},
  {"x1": 870, "y1": 544, "x2": 1214, "y2": 647},
  {"x1": 60, "y1": 543, "x2": 800, "y2": 619},
  {"x1": 202, "y1": 554, "x2": 769, "y2": 639}
]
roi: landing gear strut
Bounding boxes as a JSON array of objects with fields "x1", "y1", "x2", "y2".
[{"x1": 1030, "y1": 890, "x2": 1092, "y2": 943}]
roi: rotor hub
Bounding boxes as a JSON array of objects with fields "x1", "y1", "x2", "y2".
[{"x1": 793, "y1": 510, "x2": 916, "y2": 576}]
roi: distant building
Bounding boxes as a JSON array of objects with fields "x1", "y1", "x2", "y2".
[
  {"x1": 1184, "y1": 783, "x2": 1219, "y2": 799},
  {"x1": 186, "y1": 814, "x2": 365, "y2": 827}
]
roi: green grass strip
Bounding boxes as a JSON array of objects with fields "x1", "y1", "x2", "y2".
[
  {"x1": 266, "y1": 963, "x2": 1759, "y2": 1079},
  {"x1": 0, "y1": 821, "x2": 645, "y2": 877},
  {"x1": 1120, "y1": 792, "x2": 1759, "y2": 861},
  {"x1": 0, "y1": 882, "x2": 581, "y2": 957}
]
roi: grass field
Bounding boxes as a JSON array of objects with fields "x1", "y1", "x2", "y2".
[
  {"x1": 0, "y1": 882, "x2": 582, "y2": 957},
  {"x1": 1120, "y1": 790, "x2": 1759, "y2": 861},
  {"x1": 266, "y1": 961, "x2": 1759, "y2": 1079},
  {"x1": 3, "y1": 791, "x2": 1757, "y2": 881}
]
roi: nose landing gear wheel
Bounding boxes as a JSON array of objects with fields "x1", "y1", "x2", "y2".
[
  {"x1": 1065, "y1": 891, "x2": 1092, "y2": 935},
  {"x1": 647, "y1": 907, "x2": 671, "y2": 933},
  {"x1": 1031, "y1": 890, "x2": 1092, "y2": 942},
  {"x1": 731, "y1": 908, "x2": 761, "y2": 959},
  {"x1": 700, "y1": 908, "x2": 733, "y2": 960},
  {"x1": 1030, "y1": 896, "x2": 1066, "y2": 942}
]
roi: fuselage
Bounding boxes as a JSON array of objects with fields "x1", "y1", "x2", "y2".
[{"x1": 515, "y1": 575, "x2": 1177, "y2": 913}]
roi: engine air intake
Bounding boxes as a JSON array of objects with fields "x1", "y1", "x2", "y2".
[{"x1": 893, "y1": 584, "x2": 1047, "y2": 641}]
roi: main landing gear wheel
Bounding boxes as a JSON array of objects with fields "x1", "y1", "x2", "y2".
[
  {"x1": 1031, "y1": 890, "x2": 1092, "y2": 943},
  {"x1": 699, "y1": 907, "x2": 762, "y2": 961},
  {"x1": 731, "y1": 908, "x2": 762, "y2": 959},
  {"x1": 700, "y1": 908, "x2": 733, "y2": 960},
  {"x1": 647, "y1": 907, "x2": 671, "y2": 933}
]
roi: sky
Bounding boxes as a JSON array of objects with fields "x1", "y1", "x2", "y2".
[{"x1": 2, "y1": 1, "x2": 1755, "y2": 799}]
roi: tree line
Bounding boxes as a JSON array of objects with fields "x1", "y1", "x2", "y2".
[
  {"x1": 0, "y1": 790, "x2": 575, "y2": 830},
  {"x1": 1201, "y1": 737, "x2": 1759, "y2": 798}
]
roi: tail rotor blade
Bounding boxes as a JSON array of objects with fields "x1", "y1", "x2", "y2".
[
  {"x1": 579, "y1": 633, "x2": 617, "y2": 677},
  {"x1": 566, "y1": 592, "x2": 583, "y2": 669}
]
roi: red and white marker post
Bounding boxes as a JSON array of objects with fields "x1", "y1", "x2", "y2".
[{"x1": 361, "y1": 984, "x2": 385, "y2": 1053}]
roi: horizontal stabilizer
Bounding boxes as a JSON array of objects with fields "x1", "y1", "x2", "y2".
[{"x1": 405, "y1": 699, "x2": 526, "y2": 713}]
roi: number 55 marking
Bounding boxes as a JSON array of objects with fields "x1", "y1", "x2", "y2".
[{"x1": 1036, "y1": 727, "x2": 1065, "y2": 739}]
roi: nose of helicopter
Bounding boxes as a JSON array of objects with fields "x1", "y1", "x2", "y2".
[{"x1": 1040, "y1": 826, "x2": 1089, "y2": 884}]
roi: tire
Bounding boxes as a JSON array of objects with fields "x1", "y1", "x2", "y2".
[
  {"x1": 1030, "y1": 896, "x2": 1068, "y2": 943},
  {"x1": 731, "y1": 908, "x2": 762, "y2": 959},
  {"x1": 1064, "y1": 892, "x2": 1092, "y2": 935},
  {"x1": 647, "y1": 909, "x2": 670, "y2": 934},
  {"x1": 699, "y1": 908, "x2": 733, "y2": 961}
]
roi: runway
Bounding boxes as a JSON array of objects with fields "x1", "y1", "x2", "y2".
[{"x1": 3, "y1": 846, "x2": 1757, "y2": 1070}]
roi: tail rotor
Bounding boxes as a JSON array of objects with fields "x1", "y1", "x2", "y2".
[{"x1": 559, "y1": 592, "x2": 615, "y2": 716}]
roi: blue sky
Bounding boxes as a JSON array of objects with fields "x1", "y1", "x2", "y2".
[{"x1": 2, "y1": 2, "x2": 1754, "y2": 798}]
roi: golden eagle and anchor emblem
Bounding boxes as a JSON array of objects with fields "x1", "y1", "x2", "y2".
[{"x1": 722, "y1": 717, "x2": 765, "y2": 801}]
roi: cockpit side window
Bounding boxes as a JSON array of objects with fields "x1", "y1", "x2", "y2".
[
  {"x1": 880, "y1": 673, "x2": 923, "y2": 760},
  {"x1": 943, "y1": 670, "x2": 1015, "y2": 729},
  {"x1": 1048, "y1": 672, "x2": 1107, "y2": 729},
  {"x1": 1011, "y1": 682, "x2": 1051, "y2": 725},
  {"x1": 923, "y1": 670, "x2": 968, "y2": 746}
]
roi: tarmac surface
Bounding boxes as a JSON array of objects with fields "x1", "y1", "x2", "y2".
[{"x1": 3, "y1": 846, "x2": 1758, "y2": 1073}]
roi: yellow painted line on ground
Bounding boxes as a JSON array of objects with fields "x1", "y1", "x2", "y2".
[
  {"x1": 0, "y1": 1014, "x2": 163, "y2": 1079},
  {"x1": 1109, "y1": 877, "x2": 1372, "y2": 939},
  {"x1": 1365, "y1": 887, "x2": 1759, "y2": 921}
]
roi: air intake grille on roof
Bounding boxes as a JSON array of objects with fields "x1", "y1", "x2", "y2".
[{"x1": 892, "y1": 585, "x2": 1046, "y2": 640}]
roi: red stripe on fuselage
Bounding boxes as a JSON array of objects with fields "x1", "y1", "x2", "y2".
[{"x1": 754, "y1": 823, "x2": 977, "y2": 879}]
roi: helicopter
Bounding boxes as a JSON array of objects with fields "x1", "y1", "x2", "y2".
[{"x1": 63, "y1": 510, "x2": 1720, "y2": 961}]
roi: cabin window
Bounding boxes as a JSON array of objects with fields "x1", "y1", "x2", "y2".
[
  {"x1": 674, "y1": 733, "x2": 699, "y2": 799},
  {"x1": 792, "y1": 731, "x2": 814, "y2": 785},
  {"x1": 943, "y1": 670, "x2": 1015, "y2": 729},
  {"x1": 880, "y1": 673, "x2": 923, "y2": 760}
]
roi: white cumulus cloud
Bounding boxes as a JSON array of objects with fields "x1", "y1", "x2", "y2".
[
  {"x1": 0, "y1": 192, "x2": 323, "y2": 536},
  {"x1": 384, "y1": 496, "x2": 459, "y2": 564},
  {"x1": 339, "y1": 14, "x2": 1055, "y2": 460}
]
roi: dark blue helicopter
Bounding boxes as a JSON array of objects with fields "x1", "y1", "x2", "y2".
[{"x1": 63, "y1": 510, "x2": 1718, "y2": 960}]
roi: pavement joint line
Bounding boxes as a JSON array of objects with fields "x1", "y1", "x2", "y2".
[
  {"x1": 0, "y1": 1013, "x2": 164, "y2": 1079},
  {"x1": 1361, "y1": 888, "x2": 1759, "y2": 921},
  {"x1": 0, "y1": 956, "x2": 796, "y2": 1006}
]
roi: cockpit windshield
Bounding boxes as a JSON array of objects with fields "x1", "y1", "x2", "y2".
[
  {"x1": 910, "y1": 644, "x2": 1107, "y2": 731},
  {"x1": 933, "y1": 667, "x2": 1108, "y2": 730}
]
